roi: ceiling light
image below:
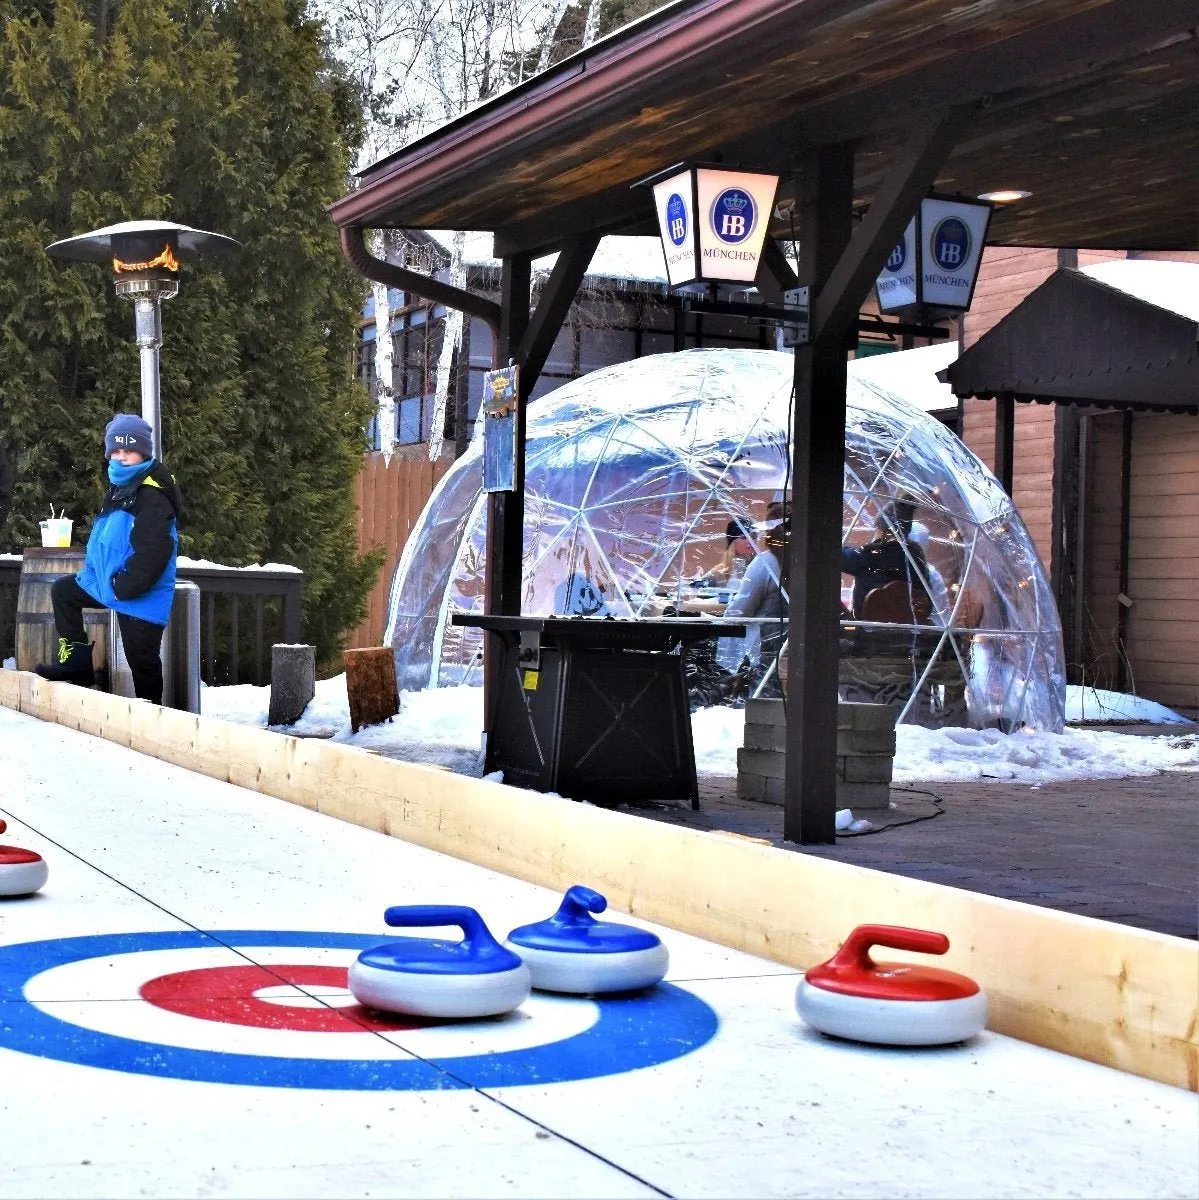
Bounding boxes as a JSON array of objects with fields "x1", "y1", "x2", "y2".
[{"x1": 977, "y1": 189, "x2": 1033, "y2": 203}]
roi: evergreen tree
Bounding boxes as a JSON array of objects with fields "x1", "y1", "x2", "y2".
[{"x1": 0, "y1": 0, "x2": 381, "y2": 665}]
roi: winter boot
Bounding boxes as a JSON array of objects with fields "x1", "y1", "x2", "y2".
[{"x1": 35, "y1": 638, "x2": 95, "y2": 686}]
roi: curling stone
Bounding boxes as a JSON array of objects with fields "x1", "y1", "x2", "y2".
[
  {"x1": 348, "y1": 905, "x2": 530, "y2": 1018},
  {"x1": 796, "y1": 924, "x2": 987, "y2": 1046},
  {"x1": 0, "y1": 820, "x2": 48, "y2": 897},
  {"x1": 505, "y1": 885, "x2": 668, "y2": 994}
]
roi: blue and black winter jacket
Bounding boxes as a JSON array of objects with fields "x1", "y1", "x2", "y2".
[{"x1": 76, "y1": 461, "x2": 183, "y2": 627}]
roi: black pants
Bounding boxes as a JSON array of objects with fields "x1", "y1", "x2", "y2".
[{"x1": 51, "y1": 575, "x2": 165, "y2": 704}]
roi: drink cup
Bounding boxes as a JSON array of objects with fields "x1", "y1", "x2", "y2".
[{"x1": 39, "y1": 518, "x2": 73, "y2": 548}]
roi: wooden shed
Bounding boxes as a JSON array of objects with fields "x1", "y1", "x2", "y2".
[{"x1": 946, "y1": 258, "x2": 1199, "y2": 715}]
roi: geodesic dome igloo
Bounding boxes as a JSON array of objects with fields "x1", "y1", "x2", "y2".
[{"x1": 386, "y1": 348, "x2": 1065, "y2": 731}]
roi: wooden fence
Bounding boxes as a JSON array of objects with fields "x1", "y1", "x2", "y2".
[{"x1": 350, "y1": 450, "x2": 451, "y2": 649}]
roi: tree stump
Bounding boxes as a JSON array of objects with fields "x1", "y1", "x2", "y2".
[
  {"x1": 268, "y1": 644, "x2": 316, "y2": 726},
  {"x1": 344, "y1": 647, "x2": 400, "y2": 733}
]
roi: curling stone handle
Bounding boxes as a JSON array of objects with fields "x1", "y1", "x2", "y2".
[
  {"x1": 559, "y1": 885, "x2": 607, "y2": 919},
  {"x1": 383, "y1": 905, "x2": 501, "y2": 951},
  {"x1": 0, "y1": 820, "x2": 6, "y2": 835},
  {"x1": 833, "y1": 925, "x2": 950, "y2": 971}
]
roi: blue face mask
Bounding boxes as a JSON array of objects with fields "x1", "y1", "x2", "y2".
[{"x1": 108, "y1": 458, "x2": 153, "y2": 486}]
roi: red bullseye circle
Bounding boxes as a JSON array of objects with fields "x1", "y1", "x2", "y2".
[{"x1": 140, "y1": 965, "x2": 423, "y2": 1032}]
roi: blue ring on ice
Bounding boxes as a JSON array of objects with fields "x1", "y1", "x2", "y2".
[{"x1": 0, "y1": 930, "x2": 718, "y2": 1090}]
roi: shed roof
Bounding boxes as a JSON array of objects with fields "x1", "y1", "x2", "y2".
[
  {"x1": 329, "y1": 0, "x2": 1199, "y2": 256},
  {"x1": 942, "y1": 264, "x2": 1199, "y2": 414}
]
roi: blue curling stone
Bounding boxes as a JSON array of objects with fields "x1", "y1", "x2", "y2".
[
  {"x1": 349, "y1": 905, "x2": 530, "y2": 1018},
  {"x1": 506, "y1": 885, "x2": 669, "y2": 994}
]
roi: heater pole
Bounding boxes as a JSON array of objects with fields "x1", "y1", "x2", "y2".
[{"x1": 133, "y1": 296, "x2": 165, "y2": 460}]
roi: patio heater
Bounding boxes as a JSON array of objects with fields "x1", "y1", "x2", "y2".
[{"x1": 45, "y1": 220, "x2": 240, "y2": 459}]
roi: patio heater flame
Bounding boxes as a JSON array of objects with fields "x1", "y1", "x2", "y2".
[
  {"x1": 46, "y1": 220, "x2": 239, "y2": 459},
  {"x1": 113, "y1": 245, "x2": 180, "y2": 274}
]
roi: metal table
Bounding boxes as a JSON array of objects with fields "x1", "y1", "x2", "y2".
[{"x1": 453, "y1": 615, "x2": 745, "y2": 807}]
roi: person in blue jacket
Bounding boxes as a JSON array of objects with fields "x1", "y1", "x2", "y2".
[{"x1": 36, "y1": 413, "x2": 182, "y2": 703}]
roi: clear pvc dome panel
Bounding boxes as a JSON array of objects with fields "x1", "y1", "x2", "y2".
[{"x1": 386, "y1": 349, "x2": 1065, "y2": 731}]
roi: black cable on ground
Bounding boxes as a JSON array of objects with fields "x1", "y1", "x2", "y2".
[{"x1": 836, "y1": 785, "x2": 947, "y2": 837}]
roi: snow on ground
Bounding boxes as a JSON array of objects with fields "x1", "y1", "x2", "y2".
[
  {"x1": 202, "y1": 676, "x2": 1198, "y2": 786},
  {"x1": 1065, "y1": 684, "x2": 1191, "y2": 725}
]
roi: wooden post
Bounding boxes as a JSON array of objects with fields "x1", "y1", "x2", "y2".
[
  {"x1": 995, "y1": 394, "x2": 1015, "y2": 495},
  {"x1": 267, "y1": 643, "x2": 316, "y2": 726},
  {"x1": 344, "y1": 646, "x2": 400, "y2": 732},
  {"x1": 485, "y1": 254, "x2": 532, "y2": 619},
  {"x1": 784, "y1": 143, "x2": 855, "y2": 846},
  {"x1": 784, "y1": 110, "x2": 966, "y2": 846}
]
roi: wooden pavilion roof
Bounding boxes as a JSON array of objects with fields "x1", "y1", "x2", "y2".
[
  {"x1": 944, "y1": 268, "x2": 1199, "y2": 413},
  {"x1": 329, "y1": 0, "x2": 1199, "y2": 257}
]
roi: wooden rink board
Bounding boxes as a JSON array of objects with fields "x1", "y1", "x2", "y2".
[{"x1": 2, "y1": 668, "x2": 1196, "y2": 1094}]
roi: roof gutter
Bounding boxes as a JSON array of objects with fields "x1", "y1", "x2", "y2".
[{"x1": 340, "y1": 225, "x2": 501, "y2": 341}]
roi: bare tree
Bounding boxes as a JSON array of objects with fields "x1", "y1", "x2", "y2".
[
  {"x1": 312, "y1": 0, "x2": 652, "y2": 462},
  {"x1": 536, "y1": 0, "x2": 572, "y2": 71},
  {"x1": 581, "y1": 0, "x2": 600, "y2": 46}
]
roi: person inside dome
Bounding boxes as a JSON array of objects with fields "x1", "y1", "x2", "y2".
[
  {"x1": 723, "y1": 502, "x2": 789, "y2": 696},
  {"x1": 908, "y1": 520, "x2": 951, "y2": 624},
  {"x1": 708, "y1": 518, "x2": 755, "y2": 590},
  {"x1": 840, "y1": 499, "x2": 931, "y2": 621}
]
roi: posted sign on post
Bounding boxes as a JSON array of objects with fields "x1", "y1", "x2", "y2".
[{"x1": 482, "y1": 364, "x2": 519, "y2": 493}]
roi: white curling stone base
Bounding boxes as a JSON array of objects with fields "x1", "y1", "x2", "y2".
[
  {"x1": 348, "y1": 959, "x2": 531, "y2": 1018},
  {"x1": 0, "y1": 858, "x2": 48, "y2": 897},
  {"x1": 505, "y1": 941, "x2": 669, "y2": 994},
  {"x1": 796, "y1": 978, "x2": 988, "y2": 1046}
]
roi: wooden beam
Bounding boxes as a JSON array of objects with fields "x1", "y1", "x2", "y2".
[
  {"x1": 1052, "y1": 403, "x2": 1082, "y2": 677},
  {"x1": 4, "y1": 669, "x2": 1196, "y2": 1094},
  {"x1": 785, "y1": 143, "x2": 854, "y2": 846},
  {"x1": 814, "y1": 108, "x2": 969, "y2": 347},
  {"x1": 516, "y1": 233, "x2": 601, "y2": 389},
  {"x1": 495, "y1": 204, "x2": 653, "y2": 261},
  {"x1": 482, "y1": 255, "x2": 532, "y2": 751},
  {"x1": 757, "y1": 237, "x2": 800, "y2": 304},
  {"x1": 995, "y1": 395, "x2": 1015, "y2": 495}
]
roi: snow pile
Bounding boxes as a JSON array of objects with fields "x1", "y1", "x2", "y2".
[
  {"x1": 201, "y1": 676, "x2": 1198, "y2": 785},
  {"x1": 893, "y1": 723, "x2": 1197, "y2": 783},
  {"x1": 1065, "y1": 685, "x2": 1192, "y2": 726},
  {"x1": 203, "y1": 674, "x2": 486, "y2": 774}
]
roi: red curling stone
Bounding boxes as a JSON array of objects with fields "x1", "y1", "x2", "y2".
[
  {"x1": 796, "y1": 924, "x2": 987, "y2": 1046},
  {"x1": 0, "y1": 820, "x2": 49, "y2": 897}
]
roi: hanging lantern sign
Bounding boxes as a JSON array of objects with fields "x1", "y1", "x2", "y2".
[
  {"x1": 875, "y1": 195, "x2": 992, "y2": 316},
  {"x1": 648, "y1": 164, "x2": 780, "y2": 288}
]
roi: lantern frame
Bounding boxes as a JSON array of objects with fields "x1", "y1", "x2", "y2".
[
  {"x1": 644, "y1": 162, "x2": 781, "y2": 289},
  {"x1": 875, "y1": 193, "x2": 993, "y2": 318}
]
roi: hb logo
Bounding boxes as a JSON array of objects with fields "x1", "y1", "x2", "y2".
[
  {"x1": 711, "y1": 189, "x2": 755, "y2": 245},
  {"x1": 666, "y1": 194, "x2": 688, "y2": 247},
  {"x1": 931, "y1": 217, "x2": 971, "y2": 272}
]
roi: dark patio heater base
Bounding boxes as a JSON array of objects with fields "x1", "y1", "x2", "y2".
[{"x1": 454, "y1": 616, "x2": 743, "y2": 808}]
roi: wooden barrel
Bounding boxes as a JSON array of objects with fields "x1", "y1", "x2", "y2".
[{"x1": 16, "y1": 548, "x2": 109, "y2": 688}]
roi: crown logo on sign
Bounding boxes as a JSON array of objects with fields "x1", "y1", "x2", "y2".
[{"x1": 722, "y1": 193, "x2": 748, "y2": 214}]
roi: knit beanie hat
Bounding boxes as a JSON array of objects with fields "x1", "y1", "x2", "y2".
[{"x1": 104, "y1": 413, "x2": 154, "y2": 460}]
